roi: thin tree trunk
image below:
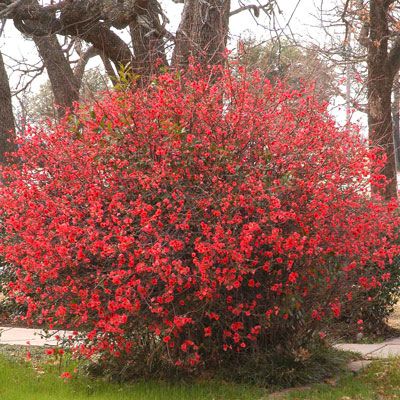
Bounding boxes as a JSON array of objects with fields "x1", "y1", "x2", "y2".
[{"x1": 0, "y1": 51, "x2": 16, "y2": 163}]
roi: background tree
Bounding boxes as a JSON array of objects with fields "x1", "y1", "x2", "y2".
[
  {"x1": 172, "y1": 0, "x2": 231, "y2": 67},
  {"x1": 237, "y1": 38, "x2": 338, "y2": 103},
  {"x1": 17, "y1": 68, "x2": 110, "y2": 123},
  {"x1": 0, "y1": 0, "x2": 276, "y2": 160},
  {"x1": 331, "y1": 0, "x2": 400, "y2": 199},
  {"x1": 0, "y1": 50, "x2": 16, "y2": 163},
  {"x1": 364, "y1": 0, "x2": 399, "y2": 199},
  {"x1": 33, "y1": 35, "x2": 80, "y2": 117},
  {"x1": 0, "y1": 1, "x2": 276, "y2": 75}
]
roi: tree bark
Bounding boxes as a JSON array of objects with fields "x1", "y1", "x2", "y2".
[
  {"x1": 367, "y1": 0, "x2": 397, "y2": 199},
  {"x1": 129, "y1": 0, "x2": 167, "y2": 77},
  {"x1": 392, "y1": 75, "x2": 400, "y2": 170},
  {"x1": 33, "y1": 35, "x2": 80, "y2": 118},
  {"x1": 13, "y1": 1, "x2": 135, "y2": 73},
  {"x1": 172, "y1": 0, "x2": 231, "y2": 68},
  {"x1": 74, "y1": 46, "x2": 98, "y2": 89},
  {"x1": 0, "y1": 51, "x2": 16, "y2": 163},
  {"x1": 79, "y1": 24, "x2": 134, "y2": 71}
]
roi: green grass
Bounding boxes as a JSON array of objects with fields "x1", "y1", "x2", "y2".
[
  {"x1": 3, "y1": 345, "x2": 400, "y2": 400},
  {"x1": 280, "y1": 358, "x2": 400, "y2": 399},
  {"x1": 0, "y1": 352, "x2": 266, "y2": 400}
]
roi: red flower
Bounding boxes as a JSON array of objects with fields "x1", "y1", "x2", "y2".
[
  {"x1": 288, "y1": 272, "x2": 298, "y2": 284},
  {"x1": 60, "y1": 372, "x2": 72, "y2": 379},
  {"x1": 231, "y1": 322, "x2": 244, "y2": 332}
]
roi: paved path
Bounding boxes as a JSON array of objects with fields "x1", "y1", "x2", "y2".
[
  {"x1": 0, "y1": 326, "x2": 73, "y2": 347},
  {"x1": 1, "y1": 326, "x2": 400, "y2": 358},
  {"x1": 335, "y1": 337, "x2": 400, "y2": 359}
]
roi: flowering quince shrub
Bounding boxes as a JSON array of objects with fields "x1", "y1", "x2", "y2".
[{"x1": 0, "y1": 65, "x2": 399, "y2": 373}]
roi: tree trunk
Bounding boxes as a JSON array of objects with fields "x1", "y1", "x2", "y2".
[
  {"x1": 0, "y1": 51, "x2": 16, "y2": 163},
  {"x1": 129, "y1": 0, "x2": 167, "y2": 77},
  {"x1": 172, "y1": 0, "x2": 231, "y2": 68},
  {"x1": 392, "y1": 75, "x2": 400, "y2": 170},
  {"x1": 367, "y1": 0, "x2": 397, "y2": 199},
  {"x1": 80, "y1": 25, "x2": 134, "y2": 72},
  {"x1": 34, "y1": 35, "x2": 80, "y2": 118}
]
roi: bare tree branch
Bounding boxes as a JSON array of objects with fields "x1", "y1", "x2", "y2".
[
  {"x1": 230, "y1": 4, "x2": 265, "y2": 18},
  {"x1": 74, "y1": 45, "x2": 98, "y2": 88},
  {"x1": 100, "y1": 55, "x2": 118, "y2": 87},
  {"x1": 0, "y1": 0, "x2": 24, "y2": 18}
]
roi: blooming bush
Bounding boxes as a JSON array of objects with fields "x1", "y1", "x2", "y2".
[{"x1": 0, "y1": 66, "x2": 399, "y2": 374}]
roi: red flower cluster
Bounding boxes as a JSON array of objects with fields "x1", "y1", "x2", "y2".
[{"x1": 0, "y1": 66, "x2": 398, "y2": 368}]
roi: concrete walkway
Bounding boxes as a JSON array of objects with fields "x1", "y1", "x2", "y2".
[
  {"x1": 0, "y1": 327, "x2": 73, "y2": 347},
  {"x1": 1, "y1": 325, "x2": 400, "y2": 358},
  {"x1": 335, "y1": 337, "x2": 400, "y2": 359}
]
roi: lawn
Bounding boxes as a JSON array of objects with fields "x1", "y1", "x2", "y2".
[
  {"x1": 281, "y1": 358, "x2": 400, "y2": 399},
  {"x1": 2, "y1": 346, "x2": 400, "y2": 400},
  {"x1": 0, "y1": 353, "x2": 266, "y2": 400}
]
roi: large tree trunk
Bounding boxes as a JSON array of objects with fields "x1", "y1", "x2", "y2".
[
  {"x1": 367, "y1": 0, "x2": 397, "y2": 199},
  {"x1": 0, "y1": 51, "x2": 16, "y2": 163},
  {"x1": 129, "y1": 0, "x2": 167, "y2": 77},
  {"x1": 33, "y1": 35, "x2": 80, "y2": 118},
  {"x1": 172, "y1": 0, "x2": 231, "y2": 68}
]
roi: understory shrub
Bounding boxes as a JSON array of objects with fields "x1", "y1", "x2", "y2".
[
  {"x1": 362, "y1": 254, "x2": 400, "y2": 333},
  {"x1": 0, "y1": 65, "x2": 399, "y2": 378},
  {"x1": 340, "y1": 253, "x2": 400, "y2": 338}
]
